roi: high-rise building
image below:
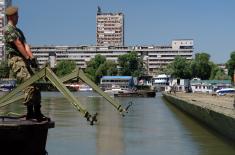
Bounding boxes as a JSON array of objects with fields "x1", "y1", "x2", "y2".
[
  {"x1": 96, "y1": 7, "x2": 124, "y2": 46},
  {"x1": 0, "y1": 0, "x2": 11, "y2": 61}
]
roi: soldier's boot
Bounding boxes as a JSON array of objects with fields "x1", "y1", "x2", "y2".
[
  {"x1": 34, "y1": 105, "x2": 49, "y2": 122},
  {"x1": 26, "y1": 105, "x2": 34, "y2": 120}
]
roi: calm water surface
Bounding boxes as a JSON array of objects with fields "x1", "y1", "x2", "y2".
[{"x1": 1, "y1": 92, "x2": 235, "y2": 155}]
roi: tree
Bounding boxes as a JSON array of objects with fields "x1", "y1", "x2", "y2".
[
  {"x1": 214, "y1": 69, "x2": 230, "y2": 80},
  {"x1": 55, "y1": 60, "x2": 76, "y2": 77},
  {"x1": 85, "y1": 54, "x2": 106, "y2": 83},
  {"x1": 103, "y1": 60, "x2": 118, "y2": 76},
  {"x1": 210, "y1": 62, "x2": 230, "y2": 80},
  {"x1": 226, "y1": 51, "x2": 235, "y2": 81},
  {"x1": 164, "y1": 56, "x2": 192, "y2": 79},
  {"x1": 191, "y1": 53, "x2": 211, "y2": 80},
  {"x1": 85, "y1": 54, "x2": 117, "y2": 83},
  {"x1": 118, "y1": 51, "x2": 143, "y2": 76},
  {"x1": 0, "y1": 61, "x2": 10, "y2": 78},
  {"x1": 96, "y1": 60, "x2": 118, "y2": 77}
]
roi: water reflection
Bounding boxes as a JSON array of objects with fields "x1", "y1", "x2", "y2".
[
  {"x1": 120, "y1": 95, "x2": 200, "y2": 155},
  {"x1": 94, "y1": 97, "x2": 124, "y2": 155}
]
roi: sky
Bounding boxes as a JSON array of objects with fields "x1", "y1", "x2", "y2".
[{"x1": 13, "y1": 0, "x2": 235, "y2": 63}]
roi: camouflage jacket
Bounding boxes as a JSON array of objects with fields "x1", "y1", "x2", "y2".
[{"x1": 3, "y1": 24, "x2": 26, "y2": 57}]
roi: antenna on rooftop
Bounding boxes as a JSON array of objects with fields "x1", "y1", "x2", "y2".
[{"x1": 97, "y1": 6, "x2": 102, "y2": 14}]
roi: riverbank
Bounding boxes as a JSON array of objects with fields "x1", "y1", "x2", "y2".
[{"x1": 162, "y1": 92, "x2": 235, "y2": 141}]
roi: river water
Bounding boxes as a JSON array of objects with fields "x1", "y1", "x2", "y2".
[{"x1": 1, "y1": 91, "x2": 235, "y2": 155}]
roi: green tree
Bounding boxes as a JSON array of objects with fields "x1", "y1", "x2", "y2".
[
  {"x1": 85, "y1": 54, "x2": 106, "y2": 83},
  {"x1": 104, "y1": 60, "x2": 118, "y2": 76},
  {"x1": 55, "y1": 60, "x2": 76, "y2": 77},
  {"x1": 0, "y1": 61, "x2": 10, "y2": 78},
  {"x1": 210, "y1": 62, "x2": 230, "y2": 80},
  {"x1": 214, "y1": 69, "x2": 230, "y2": 80},
  {"x1": 226, "y1": 51, "x2": 235, "y2": 81},
  {"x1": 118, "y1": 51, "x2": 143, "y2": 76},
  {"x1": 164, "y1": 56, "x2": 192, "y2": 79},
  {"x1": 85, "y1": 54, "x2": 117, "y2": 83},
  {"x1": 191, "y1": 53, "x2": 211, "y2": 80},
  {"x1": 96, "y1": 60, "x2": 118, "y2": 77}
]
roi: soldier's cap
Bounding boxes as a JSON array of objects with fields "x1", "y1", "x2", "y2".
[{"x1": 5, "y1": 6, "x2": 18, "y2": 16}]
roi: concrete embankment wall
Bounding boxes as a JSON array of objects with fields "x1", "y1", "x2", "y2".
[{"x1": 162, "y1": 93, "x2": 235, "y2": 141}]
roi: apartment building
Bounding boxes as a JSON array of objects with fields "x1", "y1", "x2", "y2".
[
  {"x1": 96, "y1": 7, "x2": 124, "y2": 46},
  {"x1": 0, "y1": 0, "x2": 11, "y2": 61},
  {"x1": 31, "y1": 39, "x2": 193, "y2": 75}
]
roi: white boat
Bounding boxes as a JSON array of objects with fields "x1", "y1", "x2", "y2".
[
  {"x1": 104, "y1": 88, "x2": 131, "y2": 94},
  {"x1": 78, "y1": 84, "x2": 93, "y2": 91},
  {"x1": 104, "y1": 85, "x2": 131, "y2": 95}
]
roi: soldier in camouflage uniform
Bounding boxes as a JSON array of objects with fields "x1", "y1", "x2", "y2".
[{"x1": 3, "y1": 6, "x2": 47, "y2": 122}]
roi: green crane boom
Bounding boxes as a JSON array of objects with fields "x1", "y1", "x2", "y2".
[{"x1": 0, "y1": 67, "x2": 127, "y2": 124}]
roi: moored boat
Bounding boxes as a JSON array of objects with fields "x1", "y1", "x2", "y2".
[
  {"x1": 114, "y1": 90, "x2": 156, "y2": 97},
  {"x1": 79, "y1": 84, "x2": 93, "y2": 91},
  {"x1": 104, "y1": 85, "x2": 131, "y2": 96}
]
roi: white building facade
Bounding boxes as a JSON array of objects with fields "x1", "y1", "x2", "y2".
[
  {"x1": 96, "y1": 7, "x2": 124, "y2": 46},
  {"x1": 31, "y1": 39, "x2": 193, "y2": 75},
  {"x1": 190, "y1": 79, "x2": 232, "y2": 94},
  {"x1": 152, "y1": 74, "x2": 170, "y2": 91},
  {"x1": 166, "y1": 78, "x2": 191, "y2": 92},
  {"x1": 0, "y1": 0, "x2": 11, "y2": 61}
]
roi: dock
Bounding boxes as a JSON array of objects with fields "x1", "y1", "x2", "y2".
[
  {"x1": 0, "y1": 117, "x2": 54, "y2": 155},
  {"x1": 162, "y1": 92, "x2": 235, "y2": 141}
]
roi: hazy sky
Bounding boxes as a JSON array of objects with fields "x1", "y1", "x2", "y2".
[{"x1": 13, "y1": 0, "x2": 235, "y2": 63}]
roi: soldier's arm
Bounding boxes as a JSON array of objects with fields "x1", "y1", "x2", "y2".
[
  {"x1": 13, "y1": 38, "x2": 30, "y2": 59},
  {"x1": 24, "y1": 43, "x2": 34, "y2": 59}
]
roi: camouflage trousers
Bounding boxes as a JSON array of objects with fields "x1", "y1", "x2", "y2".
[{"x1": 8, "y1": 56, "x2": 41, "y2": 106}]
